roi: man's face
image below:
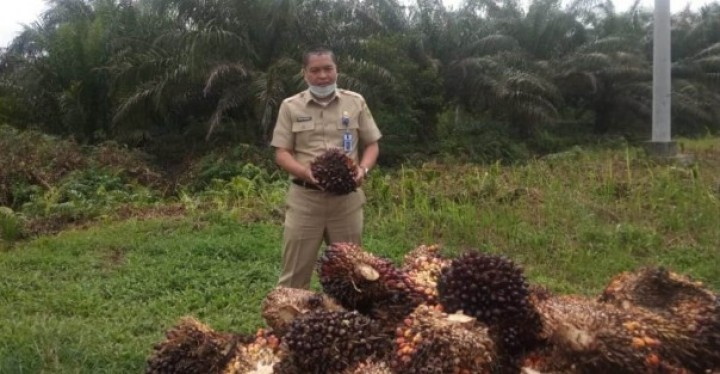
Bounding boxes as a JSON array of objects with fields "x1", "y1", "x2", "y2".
[{"x1": 303, "y1": 53, "x2": 337, "y2": 87}]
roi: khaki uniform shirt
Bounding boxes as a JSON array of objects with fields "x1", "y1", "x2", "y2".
[{"x1": 271, "y1": 89, "x2": 382, "y2": 167}]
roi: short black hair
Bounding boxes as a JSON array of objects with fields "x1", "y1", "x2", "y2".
[{"x1": 303, "y1": 47, "x2": 337, "y2": 67}]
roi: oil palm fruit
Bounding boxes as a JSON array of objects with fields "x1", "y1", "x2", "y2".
[
  {"x1": 533, "y1": 292, "x2": 709, "y2": 373},
  {"x1": 318, "y1": 242, "x2": 424, "y2": 327},
  {"x1": 390, "y1": 304, "x2": 496, "y2": 374},
  {"x1": 401, "y1": 244, "x2": 449, "y2": 305},
  {"x1": 261, "y1": 286, "x2": 344, "y2": 336},
  {"x1": 598, "y1": 266, "x2": 720, "y2": 371},
  {"x1": 310, "y1": 148, "x2": 358, "y2": 195},
  {"x1": 224, "y1": 328, "x2": 282, "y2": 374},
  {"x1": 146, "y1": 317, "x2": 251, "y2": 374},
  {"x1": 437, "y1": 251, "x2": 543, "y2": 356},
  {"x1": 279, "y1": 310, "x2": 390, "y2": 373}
]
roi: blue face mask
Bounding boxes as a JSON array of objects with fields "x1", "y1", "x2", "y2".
[{"x1": 308, "y1": 83, "x2": 337, "y2": 98}]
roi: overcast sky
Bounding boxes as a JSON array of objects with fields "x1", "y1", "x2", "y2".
[{"x1": 0, "y1": 0, "x2": 717, "y2": 48}]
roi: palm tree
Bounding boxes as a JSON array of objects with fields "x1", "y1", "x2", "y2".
[
  {"x1": 555, "y1": 36, "x2": 653, "y2": 134},
  {"x1": 669, "y1": 3, "x2": 720, "y2": 134},
  {"x1": 0, "y1": 0, "x2": 121, "y2": 142}
]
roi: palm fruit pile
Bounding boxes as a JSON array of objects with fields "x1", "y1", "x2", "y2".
[
  {"x1": 437, "y1": 251, "x2": 543, "y2": 357},
  {"x1": 148, "y1": 244, "x2": 720, "y2": 374},
  {"x1": 261, "y1": 286, "x2": 344, "y2": 336},
  {"x1": 390, "y1": 304, "x2": 496, "y2": 374},
  {"x1": 598, "y1": 267, "x2": 720, "y2": 371},
  {"x1": 310, "y1": 148, "x2": 358, "y2": 195},
  {"x1": 146, "y1": 317, "x2": 252, "y2": 374},
  {"x1": 275, "y1": 310, "x2": 390, "y2": 373},
  {"x1": 400, "y1": 244, "x2": 449, "y2": 305},
  {"x1": 317, "y1": 242, "x2": 425, "y2": 327}
]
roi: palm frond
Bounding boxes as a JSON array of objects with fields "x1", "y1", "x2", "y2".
[
  {"x1": 112, "y1": 85, "x2": 158, "y2": 125},
  {"x1": 564, "y1": 52, "x2": 613, "y2": 71},
  {"x1": 692, "y1": 42, "x2": 720, "y2": 59},
  {"x1": 601, "y1": 67, "x2": 651, "y2": 82},
  {"x1": 577, "y1": 37, "x2": 632, "y2": 54},
  {"x1": 207, "y1": 88, "x2": 246, "y2": 141},
  {"x1": 203, "y1": 63, "x2": 249, "y2": 96},
  {"x1": 466, "y1": 34, "x2": 520, "y2": 56},
  {"x1": 695, "y1": 56, "x2": 720, "y2": 71}
]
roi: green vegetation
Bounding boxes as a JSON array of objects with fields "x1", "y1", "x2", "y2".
[
  {"x1": 2, "y1": 0, "x2": 720, "y2": 371},
  {"x1": 2, "y1": 137, "x2": 719, "y2": 373},
  {"x1": 2, "y1": 0, "x2": 720, "y2": 161}
]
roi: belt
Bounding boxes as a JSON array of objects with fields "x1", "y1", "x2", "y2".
[{"x1": 292, "y1": 179, "x2": 322, "y2": 191}]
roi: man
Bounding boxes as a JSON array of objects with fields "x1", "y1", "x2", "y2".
[{"x1": 270, "y1": 47, "x2": 381, "y2": 289}]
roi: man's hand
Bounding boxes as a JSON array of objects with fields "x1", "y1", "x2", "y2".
[
  {"x1": 354, "y1": 165, "x2": 367, "y2": 186},
  {"x1": 303, "y1": 166, "x2": 319, "y2": 185}
]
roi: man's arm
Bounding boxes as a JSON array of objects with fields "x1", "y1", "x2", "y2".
[
  {"x1": 355, "y1": 141, "x2": 379, "y2": 184},
  {"x1": 276, "y1": 147, "x2": 318, "y2": 184}
]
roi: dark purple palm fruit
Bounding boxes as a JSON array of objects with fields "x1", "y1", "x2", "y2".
[
  {"x1": 437, "y1": 251, "x2": 543, "y2": 357},
  {"x1": 278, "y1": 310, "x2": 390, "y2": 373},
  {"x1": 310, "y1": 148, "x2": 358, "y2": 195}
]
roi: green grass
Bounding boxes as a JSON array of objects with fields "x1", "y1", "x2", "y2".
[
  {"x1": 1, "y1": 217, "x2": 282, "y2": 373},
  {"x1": 2, "y1": 139, "x2": 720, "y2": 373}
]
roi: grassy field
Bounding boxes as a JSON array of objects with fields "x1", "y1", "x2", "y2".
[{"x1": 2, "y1": 138, "x2": 719, "y2": 373}]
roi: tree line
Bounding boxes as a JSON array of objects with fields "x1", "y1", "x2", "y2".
[{"x1": 1, "y1": 0, "x2": 720, "y2": 163}]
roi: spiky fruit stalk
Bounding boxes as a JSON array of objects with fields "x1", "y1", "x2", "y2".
[
  {"x1": 533, "y1": 292, "x2": 713, "y2": 373},
  {"x1": 318, "y1": 242, "x2": 425, "y2": 327},
  {"x1": 146, "y1": 317, "x2": 251, "y2": 374},
  {"x1": 391, "y1": 304, "x2": 496, "y2": 374},
  {"x1": 344, "y1": 359, "x2": 393, "y2": 374},
  {"x1": 279, "y1": 310, "x2": 391, "y2": 373},
  {"x1": 437, "y1": 251, "x2": 543, "y2": 356},
  {"x1": 401, "y1": 244, "x2": 449, "y2": 305},
  {"x1": 598, "y1": 267, "x2": 720, "y2": 371},
  {"x1": 310, "y1": 148, "x2": 358, "y2": 195},
  {"x1": 224, "y1": 328, "x2": 282, "y2": 374},
  {"x1": 261, "y1": 286, "x2": 344, "y2": 336}
]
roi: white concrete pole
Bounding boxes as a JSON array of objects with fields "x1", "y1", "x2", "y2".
[{"x1": 652, "y1": 0, "x2": 672, "y2": 143}]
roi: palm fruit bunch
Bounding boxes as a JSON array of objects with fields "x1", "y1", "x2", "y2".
[
  {"x1": 318, "y1": 242, "x2": 424, "y2": 327},
  {"x1": 224, "y1": 328, "x2": 282, "y2": 373},
  {"x1": 598, "y1": 267, "x2": 720, "y2": 371},
  {"x1": 531, "y1": 292, "x2": 713, "y2": 373},
  {"x1": 276, "y1": 310, "x2": 391, "y2": 373},
  {"x1": 146, "y1": 317, "x2": 252, "y2": 374},
  {"x1": 437, "y1": 251, "x2": 542, "y2": 356},
  {"x1": 261, "y1": 286, "x2": 344, "y2": 336},
  {"x1": 310, "y1": 148, "x2": 358, "y2": 195},
  {"x1": 390, "y1": 304, "x2": 496, "y2": 374},
  {"x1": 599, "y1": 267, "x2": 716, "y2": 314},
  {"x1": 401, "y1": 244, "x2": 450, "y2": 305}
]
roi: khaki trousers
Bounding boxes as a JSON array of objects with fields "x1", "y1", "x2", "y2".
[{"x1": 277, "y1": 184, "x2": 366, "y2": 289}]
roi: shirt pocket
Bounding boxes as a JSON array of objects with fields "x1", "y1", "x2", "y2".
[
  {"x1": 335, "y1": 111, "x2": 360, "y2": 130},
  {"x1": 292, "y1": 121, "x2": 315, "y2": 132}
]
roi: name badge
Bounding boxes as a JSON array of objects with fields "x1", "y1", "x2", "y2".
[
  {"x1": 343, "y1": 133, "x2": 353, "y2": 153},
  {"x1": 296, "y1": 116, "x2": 312, "y2": 122}
]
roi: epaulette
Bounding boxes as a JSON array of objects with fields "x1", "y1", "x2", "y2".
[
  {"x1": 282, "y1": 91, "x2": 306, "y2": 104},
  {"x1": 338, "y1": 89, "x2": 364, "y2": 99}
]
